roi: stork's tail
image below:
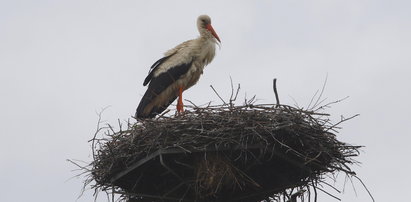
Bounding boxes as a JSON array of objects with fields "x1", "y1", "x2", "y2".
[
  {"x1": 135, "y1": 90, "x2": 177, "y2": 119},
  {"x1": 135, "y1": 98, "x2": 154, "y2": 119}
]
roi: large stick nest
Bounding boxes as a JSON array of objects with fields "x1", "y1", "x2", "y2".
[{"x1": 88, "y1": 101, "x2": 361, "y2": 202}]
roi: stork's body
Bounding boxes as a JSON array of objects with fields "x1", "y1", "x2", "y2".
[{"x1": 136, "y1": 15, "x2": 220, "y2": 118}]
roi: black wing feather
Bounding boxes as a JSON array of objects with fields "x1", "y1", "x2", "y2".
[
  {"x1": 136, "y1": 61, "x2": 193, "y2": 118},
  {"x1": 143, "y1": 54, "x2": 174, "y2": 86}
]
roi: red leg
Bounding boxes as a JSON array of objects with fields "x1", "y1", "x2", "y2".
[{"x1": 177, "y1": 87, "x2": 184, "y2": 113}]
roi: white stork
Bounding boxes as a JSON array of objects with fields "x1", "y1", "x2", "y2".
[{"x1": 136, "y1": 15, "x2": 221, "y2": 118}]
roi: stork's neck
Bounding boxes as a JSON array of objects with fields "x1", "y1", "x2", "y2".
[{"x1": 194, "y1": 36, "x2": 216, "y2": 66}]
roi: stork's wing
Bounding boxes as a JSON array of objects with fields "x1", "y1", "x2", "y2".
[
  {"x1": 136, "y1": 60, "x2": 193, "y2": 118},
  {"x1": 143, "y1": 54, "x2": 175, "y2": 86}
]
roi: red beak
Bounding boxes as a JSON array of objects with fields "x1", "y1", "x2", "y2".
[{"x1": 206, "y1": 24, "x2": 221, "y2": 43}]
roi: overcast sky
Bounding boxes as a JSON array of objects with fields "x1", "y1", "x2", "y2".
[{"x1": 1, "y1": 1, "x2": 410, "y2": 201}]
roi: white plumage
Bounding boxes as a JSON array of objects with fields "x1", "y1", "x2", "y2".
[{"x1": 136, "y1": 15, "x2": 220, "y2": 118}]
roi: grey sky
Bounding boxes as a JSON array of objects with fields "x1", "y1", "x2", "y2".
[{"x1": 1, "y1": 1, "x2": 410, "y2": 201}]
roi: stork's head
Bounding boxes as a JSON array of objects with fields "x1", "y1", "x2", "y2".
[{"x1": 197, "y1": 15, "x2": 221, "y2": 43}]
